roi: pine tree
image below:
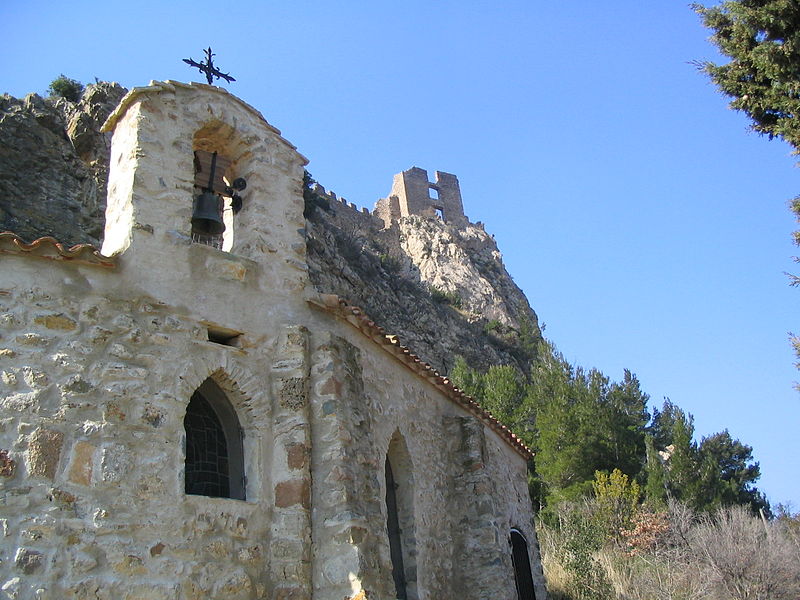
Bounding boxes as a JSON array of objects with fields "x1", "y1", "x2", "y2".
[
  {"x1": 696, "y1": 430, "x2": 770, "y2": 514},
  {"x1": 644, "y1": 434, "x2": 668, "y2": 506},
  {"x1": 694, "y1": 1, "x2": 800, "y2": 366},
  {"x1": 693, "y1": 0, "x2": 800, "y2": 151}
]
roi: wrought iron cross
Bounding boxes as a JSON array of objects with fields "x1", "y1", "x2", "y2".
[{"x1": 183, "y1": 47, "x2": 236, "y2": 85}]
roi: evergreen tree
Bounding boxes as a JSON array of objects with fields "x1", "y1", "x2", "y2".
[
  {"x1": 605, "y1": 369, "x2": 650, "y2": 478},
  {"x1": 643, "y1": 434, "x2": 668, "y2": 506},
  {"x1": 693, "y1": 0, "x2": 800, "y2": 151},
  {"x1": 482, "y1": 364, "x2": 524, "y2": 424},
  {"x1": 450, "y1": 356, "x2": 485, "y2": 400},
  {"x1": 664, "y1": 406, "x2": 701, "y2": 505},
  {"x1": 696, "y1": 430, "x2": 770, "y2": 514},
  {"x1": 694, "y1": 1, "x2": 800, "y2": 365}
]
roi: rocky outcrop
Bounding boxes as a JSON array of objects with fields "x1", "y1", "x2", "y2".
[
  {"x1": 0, "y1": 82, "x2": 126, "y2": 245},
  {"x1": 305, "y1": 203, "x2": 541, "y2": 374}
]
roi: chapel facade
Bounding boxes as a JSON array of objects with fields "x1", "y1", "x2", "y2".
[{"x1": 0, "y1": 81, "x2": 547, "y2": 600}]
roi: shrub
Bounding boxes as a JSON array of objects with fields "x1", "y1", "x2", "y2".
[
  {"x1": 484, "y1": 319, "x2": 502, "y2": 334},
  {"x1": 379, "y1": 253, "x2": 401, "y2": 273},
  {"x1": 689, "y1": 506, "x2": 800, "y2": 600},
  {"x1": 429, "y1": 285, "x2": 462, "y2": 307},
  {"x1": 48, "y1": 74, "x2": 84, "y2": 102}
]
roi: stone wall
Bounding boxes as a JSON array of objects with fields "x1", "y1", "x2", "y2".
[
  {"x1": 375, "y1": 167, "x2": 467, "y2": 228},
  {"x1": 0, "y1": 259, "x2": 278, "y2": 599},
  {"x1": 304, "y1": 307, "x2": 547, "y2": 599}
]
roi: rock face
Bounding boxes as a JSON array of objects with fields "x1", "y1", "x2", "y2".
[
  {"x1": 0, "y1": 83, "x2": 541, "y2": 375},
  {"x1": 0, "y1": 82, "x2": 126, "y2": 246},
  {"x1": 305, "y1": 201, "x2": 541, "y2": 374}
]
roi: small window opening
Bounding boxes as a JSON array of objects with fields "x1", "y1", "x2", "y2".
[
  {"x1": 206, "y1": 325, "x2": 242, "y2": 348},
  {"x1": 184, "y1": 379, "x2": 246, "y2": 500},
  {"x1": 510, "y1": 529, "x2": 537, "y2": 600},
  {"x1": 433, "y1": 207, "x2": 445, "y2": 221},
  {"x1": 429, "y1": 186, "x2": 439, "y2": 200}
]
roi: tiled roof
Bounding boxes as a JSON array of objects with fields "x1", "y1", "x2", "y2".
[
  {"x1": 308, "y1": 293, "x2": 534, "y2": 460},
  {"x1": 0, "y1": 233, "x2": 116, "y2": 268}
]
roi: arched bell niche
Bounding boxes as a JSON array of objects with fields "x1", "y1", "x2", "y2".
[{"x1": 190, "y1": 120, "x2": 251, "y2": 252}]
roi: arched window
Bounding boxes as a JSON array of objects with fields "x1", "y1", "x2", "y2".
[
  {"x1": 510, "y1": 529, "x2": 537, "y2": 600},
  {"x1": 184, "y1": 378, "x2": 245, "y2": 500},
  {"x1": 385, "y1": 433, "x2": 418, "y2": 600}
]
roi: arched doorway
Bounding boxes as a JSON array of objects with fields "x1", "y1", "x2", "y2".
[
  {"x1": 510, "y1": 529, "x2": 537, "y2": 600},
  {"x1": 385, "y1": 432, "x2": 418, "y2": 599}
]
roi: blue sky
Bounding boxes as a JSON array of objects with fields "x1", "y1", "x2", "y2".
[{"x1": 3, "y1": 1, "x2": 798, "y2": 507}]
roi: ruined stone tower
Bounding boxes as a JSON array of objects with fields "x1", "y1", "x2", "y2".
[{"x1": 375, "y1": 167, "x2": 467, "y2": 228}]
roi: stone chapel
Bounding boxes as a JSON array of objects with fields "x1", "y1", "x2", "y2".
[{"x1": 0, "y1": 81, "x2": 548, "y2": 600}]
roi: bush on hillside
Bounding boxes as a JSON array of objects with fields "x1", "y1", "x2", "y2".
[{"x1": 48, "y1": 74, "x2": 84, "y2": 102}]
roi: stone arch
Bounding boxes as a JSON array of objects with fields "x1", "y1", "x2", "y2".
[
  {"x1": 510, "y1": 528, "x2": 537, "y2": 600},
  {"x1": 191, "y1": 120, "x2": 251, "y2": 252},
  {"x1": 184, "y1": 377, "x2": 245, "y2": 499},
  {"x1": 178, "y1": 359, "x2": 270, "y2": 502},
  {"x1": 385, "y1": 430, "x2": 418, "y2": 600}
]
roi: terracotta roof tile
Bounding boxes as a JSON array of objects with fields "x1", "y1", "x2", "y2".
[
  {"x1": 0, "y1": 232, "x2": 116, "y2": 268},
  {"x1": 309, "y1": 293, "x2": 534, "y2": 460}
]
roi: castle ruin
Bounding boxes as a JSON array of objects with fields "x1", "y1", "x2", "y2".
[{"x1": 375, "y1": 167, "x2": 467, "y2": 228}]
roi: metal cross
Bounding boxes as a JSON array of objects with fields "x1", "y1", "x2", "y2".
[{"x1": 183, "y1": 47, "x2": 236, "y2": 86}]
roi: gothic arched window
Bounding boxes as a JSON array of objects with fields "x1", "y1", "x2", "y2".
[
  {"x1": 184, "y1": 378, "x2": 245, "y2": 500},
  {"x1": 385, "y1": 433, "x2": 418, "y2": 600},
  {"x1": 510, "y1": 529, "x2": 537, "y2": 600}
]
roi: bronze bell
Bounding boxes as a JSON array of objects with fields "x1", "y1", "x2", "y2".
[{"x1": 191, "y1": 191, "x2": 225, "y2": 235}]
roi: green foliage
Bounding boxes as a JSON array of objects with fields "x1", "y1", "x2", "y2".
[
  {"x1": 516, "y1": 313, "x2": 540, "y2": 362},
  {"x1": 379, "y1": 253, "x2": 401, "y2": 273},
  {"x1": 482, "y1": 364, "x2": 524, "y2": 423},
  {"x1": 302, "y1": 170, "x2": 331, "y2": 219},
  {"x1": 483, "y1": 319, "x2": 502, "y2": 333},
  {"x1": 693, "y1": 1, "x2": 800, "y2": 152},
  {"x1": 643, "y1": 434, "x2": 668, "y2": 507},
  {"x1": 592, "y1": 469, "x2": 641, "y2": 539},
  {"x1": 696, "y1": 430, "x2": 770, "y2": 514},
  {"x1": 48, "y1": 74, "x2": 84, "y2": 102},
  {"x1": 647, "y1": 400, "x2": 768, "y2": 514},
  {"x1": 694, "y1": 2, "x2": 800, "y2": 373},
  {"x1": 450, "y1": 356, "x2": 485, "y2": 399},
  {"x1": 428, "y1": 285, "x2": 462, "y2": 307},
  {"x1": 523, "y1": 342, "x2": 650, "y2": 506},
  {"x1": 450, "y1": 341, "x2": 767, "y2": 515},
  {"x1": 556, "y1": 503, "x2": 614, "y2": 600}
]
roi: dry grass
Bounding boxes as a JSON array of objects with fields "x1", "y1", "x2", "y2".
[{"x1": 538, "y1": 502, "x2": 800, "y2": 600}]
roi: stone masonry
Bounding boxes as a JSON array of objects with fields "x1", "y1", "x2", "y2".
[
  {"x1": 0, "y1": 81, "x2": 548, "y2": 600},
  {"x1": 374, "y1": 167, "x2": 467, "y2": 228}
]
